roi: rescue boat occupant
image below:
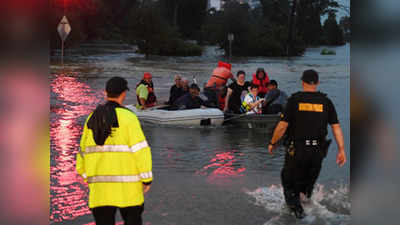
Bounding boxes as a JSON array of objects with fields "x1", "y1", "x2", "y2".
[
  {"x1": 240, "y1": 83, "x2": 264, "y2": 114},
  {"x1": 77, "y1": 77, "x2": 153, "y2": 225},
  {"x1": 252, "y1": 67, "x2": 270, "y2": 98},
  {"x1": 136, "y1": 72, "x2": 157, "y2": 109},
  {"x1": 204, "y1": 61, "x2": 234, "y2": 107},
  {"x1": 167, "y1": 75, "x2": 185, "y2": 105},
  {"x1": 174, "y1": 83, "x2": 205, "y2": 110}
]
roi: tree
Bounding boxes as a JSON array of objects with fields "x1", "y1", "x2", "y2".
[
  {"x1": 339, "y1": 16, "x2": 351, "y2": 42},
  {"x1": 296, "y1": 0, "x2": 339, "y2": 45},
  {"x1": 322, "y1": 11, "x2": 345, "y2": 45}
]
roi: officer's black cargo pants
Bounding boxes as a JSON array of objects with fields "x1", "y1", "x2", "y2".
[
  {"x1": 281, "y1": 144, "x2": 325, "y2": 206},
  {"x1": 91, "y1": 204, "x2": 144, "y2": 225}
]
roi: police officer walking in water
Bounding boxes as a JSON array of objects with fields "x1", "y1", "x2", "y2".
[{"x1": 268, "y1": 69, "x2": 346, "y2": 219}]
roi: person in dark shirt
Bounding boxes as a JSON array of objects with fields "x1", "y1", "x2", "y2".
[
  {"x1": 268, "y1": 70, "x2": 346, "y2": 219},
  {"x1": 167, "y1": 75, "x2": 185, "y2": 105},
  {"x1": 224, "y1": 70, "x2": 251, "y2": 114},
  {"x1": 262, "y1": 80, "x2": 288, "y2": 114},
  {"x1": 174, "y1": 84, "x2": 205, "y2": 110}
]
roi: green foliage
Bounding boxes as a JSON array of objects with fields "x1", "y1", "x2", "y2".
[
  {"x1": 339, "y1": 16, "x2": 351, "y2": 42},
  {"x1": 201, "y1": 0, "x2": 306, "y2": 56},
  {"x1": 322, "y1": 12, "x2": 345, "y2": 45},
  {"x1": 321, "y1": 48, "x2": 336, "y2": 55},
  {"x1": 125, "y1": 1, "x2": 202, "y2": 57}
]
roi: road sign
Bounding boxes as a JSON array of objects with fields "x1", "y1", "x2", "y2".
[{"x1": 57, "y1": 16, "x2": 71, "y2": 42}]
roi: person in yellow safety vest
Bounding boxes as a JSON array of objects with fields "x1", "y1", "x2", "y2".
[{"x1": 76, "y1": 76, "x2": 153, "y2": 225}]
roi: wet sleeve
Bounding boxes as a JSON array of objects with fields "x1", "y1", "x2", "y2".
[
  {"x1": 129, "y1": 115, "x2": 153, "y2": 184},
  {"x1": 76, "y1": 116, "x2": 91, "y2": 181},
  {"x1": 281, "y1": 97, "x2": 294, "y2": 122},
  {"x1": 137, "y1": 84, "x2": 149, "y2": 99},
  {"x1": 327, "y1": 99, "x2": 339, "y2": 124},
  {"x1": 228, "y1": 82, "x2": 235, "y2": 90}
]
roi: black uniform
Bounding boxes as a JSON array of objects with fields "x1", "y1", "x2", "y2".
[{"x1": 280, "y1": 91, "x2": 338, "y2": 210}]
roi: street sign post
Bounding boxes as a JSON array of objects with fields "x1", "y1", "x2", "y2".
[
  {"x1": 228, "y1": 33, "x2": 234, "y2": 58},
  {"x1": 57, "y1": 16, "x2": 71, "y2": 66}
]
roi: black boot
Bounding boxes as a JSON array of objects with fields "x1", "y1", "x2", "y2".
[
  {"x1": 291, "y1": 203, "x2": 306, "y2": 219},
  {"x1": 284, "y1": 189, "x2": 306, "y2": 219}
]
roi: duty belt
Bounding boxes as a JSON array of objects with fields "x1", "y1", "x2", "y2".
[{"x1": 304, "y1": 139, "x2": 320, "y2": 146}]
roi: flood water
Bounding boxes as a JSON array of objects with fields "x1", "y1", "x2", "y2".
[{"x1": 50, "y1": 44, "x2": 350, "y2": 225}]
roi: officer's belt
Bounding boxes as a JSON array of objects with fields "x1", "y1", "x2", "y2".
[{"x1": 296, "y1": 139, "x2": 321, "y2": 146}]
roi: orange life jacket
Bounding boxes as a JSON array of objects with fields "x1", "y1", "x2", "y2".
[
  {"x1": 252, "y1": 73, "x2": 270, "y2": 95},
  {"x1": 206, "y1": 67, "x2": 233, "y2": 89}
]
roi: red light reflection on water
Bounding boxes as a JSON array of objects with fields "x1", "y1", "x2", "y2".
[
  {"x1": 197, "y1": 151, "x2": 246, "y2": 183},
  {"x1": 50, "y1": 74, "x2": 103, "y2": 222}
]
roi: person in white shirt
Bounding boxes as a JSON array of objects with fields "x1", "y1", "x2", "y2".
[{"x1": 240, "y1": 83, "x2": 265, "y2": 114}]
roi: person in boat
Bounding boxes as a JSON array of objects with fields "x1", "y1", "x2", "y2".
[
  {"x1": 252, "y1": 68, "x2": 270, "y2": 98},
  {"x1": 268, "y1": 70, "x2": 346, "y2": 219},
  {"x1": 204, "y1": 61, "x2": 234, "y2": 107},
  {"x1": 224, "y1": 70, "x2": 251, "y2": 114},
  {"x1": 174, "y1": 83, "x2": 205, "y2": 110},
  {"x1": 166, "y1": 75, "x2": 185, "y2": 105},
  {"x1": 217, "y1": 85, "x2": 228, "y2": 110},
  {"x1": 181, "y1": 78, "x2": 190, "y2": 94},
  {"x1": 77, "y1": 77, "x2": 153, "y2": 225},
  {"x1": 262, "y1": 80, "x2": 288, "y2": 114},
  {"x1": 136, "y1": 72, "x2": 157, "y2": 110},
  {"x1": 240, "y1": 83, "x2": 265, "y2": 114}
]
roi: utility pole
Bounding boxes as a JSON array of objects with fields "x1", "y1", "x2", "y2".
[{"x1": 287, "y1": 0, "x2": 298, "y2": 56}]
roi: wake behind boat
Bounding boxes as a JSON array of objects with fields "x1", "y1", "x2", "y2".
[{"x1": 126, "y1": 105, "x2": 224, "y2": 127}]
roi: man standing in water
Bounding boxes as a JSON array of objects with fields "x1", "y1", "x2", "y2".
[
  {"x1": 77, "y1": 77, "x2": 153, "y2": 225},
  {"x1": 268, "y1": 70, "x2": 346, "y2": 219}
]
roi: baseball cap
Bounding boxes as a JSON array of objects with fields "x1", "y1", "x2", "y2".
[
  {"x1": 106, "y1": 77, "x2": 129, "y2": 95},
  {"x1": 143, "y1": 72, "x2": 152, "y2": 79},
  {"x1": 189, "y1": 83, "x2": 200, "y2": 91},
  {"x1": 301, "y1": 69, "x2": 319, "y2": 84}
]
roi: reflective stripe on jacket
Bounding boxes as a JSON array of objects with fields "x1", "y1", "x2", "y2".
[{"x1": 76, "y1": 107, "x2": 153, "y2": 208}]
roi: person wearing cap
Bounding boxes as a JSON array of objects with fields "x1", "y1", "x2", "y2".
[
  {"x1": 267, "y1": 70, "x2": 346, "y2": 219},
  {"x1": 166, "y1": 75, "x2": 185, "y2": 105},
  {"x1": 76, "y1": 77, "x2": 153, "y2": 225},
  {"x1": 204, "y1": 61, "x2": 235, "y2": 107},
  {"x1": 174, "y1": 83, "x2": 206, "y2": 110},
  {"x1": 262, "y1": 80, "x2": 288, "y2": 114},
  {"x1": 136, "y1": 72, "x2": 157, "y2": 109},
  {"x1": 252, "y1": 68, "x2": 270, "y2": 98}
]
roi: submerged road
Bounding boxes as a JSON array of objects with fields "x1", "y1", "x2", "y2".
[{"x1": 50, "y1": 44, "x2": 350, "y2": 225}]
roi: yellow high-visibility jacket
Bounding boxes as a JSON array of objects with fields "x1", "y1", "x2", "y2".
[{"x1": 76, "y1": 107, "x2": 152, "y2": 208}]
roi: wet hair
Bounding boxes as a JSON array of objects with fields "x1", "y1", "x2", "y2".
[
  {"x1": 269, "y1": 80, "x2": 278, "y2": 87},
  {"x1": 237, "y1": 70, "x2": 246, "y2": 77},
  {"x1": 250, "y1": 83, "x2": 259, "y2": 90},
  {"x1": 256, "y1": 68, "x2": 266, "y2": 79},
  {"x1": 189, "y1": 83, "x2": 200, "y2": 91}
]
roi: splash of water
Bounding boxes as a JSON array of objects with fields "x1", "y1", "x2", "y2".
[{"x1": 246, "y1": 184, "x2": 350, "y2": 225}]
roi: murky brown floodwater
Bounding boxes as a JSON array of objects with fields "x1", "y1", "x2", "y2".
[{"x1": 51, "y1": 44, "x2": 350, "y2": 225}]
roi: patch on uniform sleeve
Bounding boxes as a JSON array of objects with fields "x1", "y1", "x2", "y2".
[{"x1": 298, "y1": 103, "x2": 323, "y2": 112}]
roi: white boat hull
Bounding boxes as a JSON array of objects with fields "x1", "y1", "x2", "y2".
[{"x1": 125, "y1": 105, "x2": 224, "y2": 126}]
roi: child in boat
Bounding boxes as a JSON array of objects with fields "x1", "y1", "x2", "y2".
[{"x1": 240, "y1": 83, "x2": 264, "y2": 114}]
